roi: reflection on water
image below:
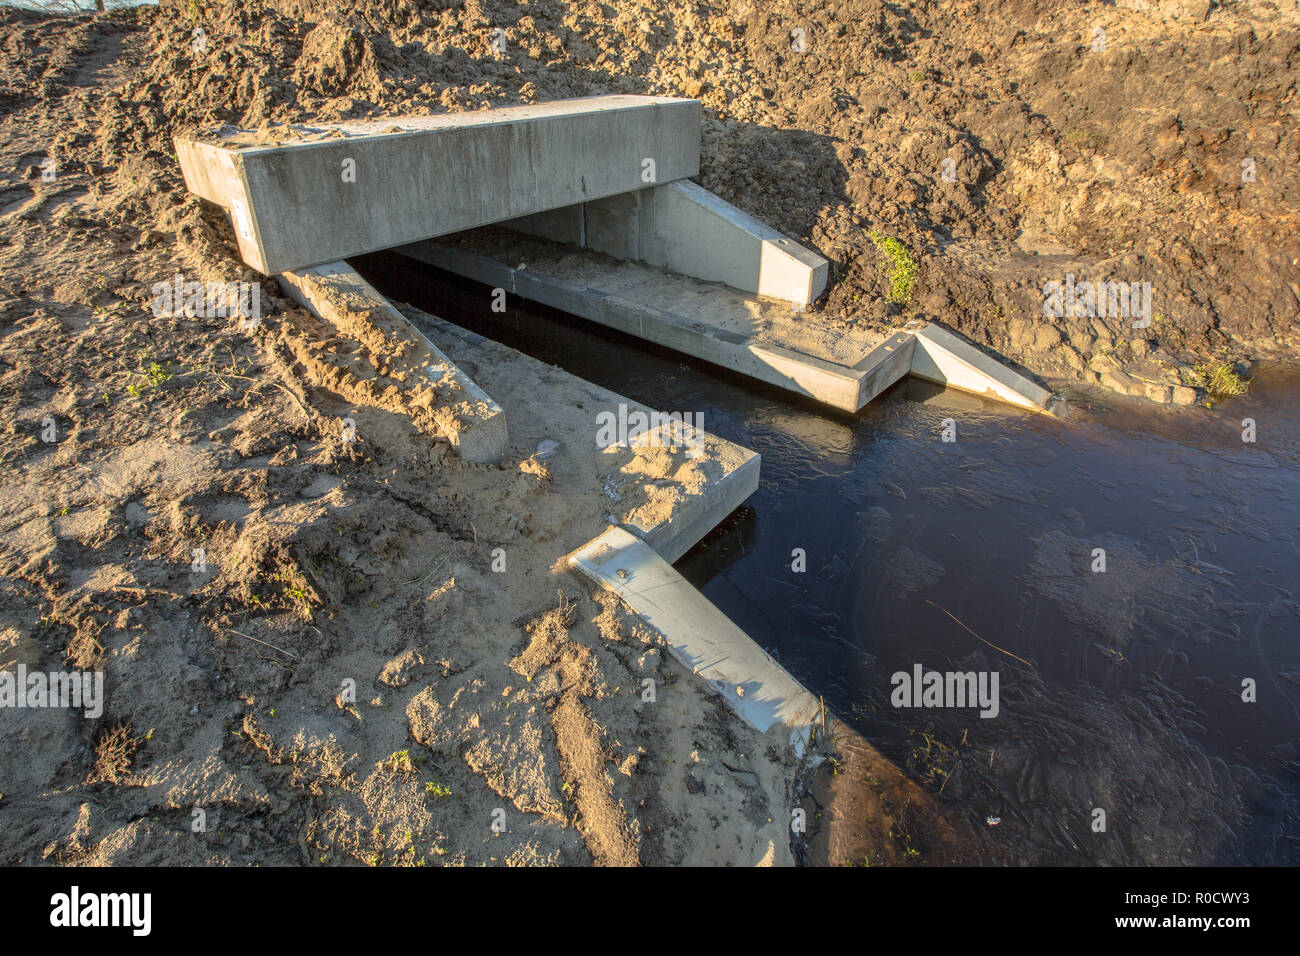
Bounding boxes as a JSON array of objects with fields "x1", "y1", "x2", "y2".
[{"x1": 358, "y1": 253, "x2": 1300, "y2": 865}]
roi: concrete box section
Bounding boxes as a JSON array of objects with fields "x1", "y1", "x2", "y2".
[
  {"x1": 506, "y1": 181, "x2": 828, "y2": 307},
  {"x1": 277, "y1": 262, "x2": 508, "y2": 463},
  {"x1": 175, "y1": 95, "x2": 701, "y2": 275},
  {"x1": 584, "y1": 181, "x2": 827, "y2": 307}
]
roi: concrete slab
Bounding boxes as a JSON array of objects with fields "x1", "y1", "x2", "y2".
[
  {"x1": 570, "y1": 526, "x2": 822, "y2": 753},
  {"x1": 277, "y1": 262, "x2": 509, "y2": 463},
  {"x1": 393, "y1": 232, "x2": 1059, "y2": 416},
  {"x1": 394, "y1": 235, "x2": 882, "y2": 411},
  {"x1": 175, "y1": 95, "x2": 701, "y2": 275}
]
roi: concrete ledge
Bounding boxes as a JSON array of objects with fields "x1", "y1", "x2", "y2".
[
  {"x1": 394, "y1": 241, "x2": 869, "y2": 411},
  {"x1": 570, "y1": 526, "x2": 822, "y2": 753},
  {"x1": 393, "y1": 240, "x2": 1060, "y2": 416},
  {"x1": 908, "y1": 321, "x2": 1060, "y2": 413},
  {"x1": 278, "y1": 262, "x2": 509, "y2": 463},
  {"x1": 176, "y1": 95, "x2": 701, "y2": 274}
]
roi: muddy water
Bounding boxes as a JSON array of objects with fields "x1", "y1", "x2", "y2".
[{"x1": 357, "y1": 253, "x2": 1300, "y2": 865}]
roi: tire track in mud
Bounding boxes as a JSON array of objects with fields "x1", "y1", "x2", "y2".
[{"x1": 512, "y1": 595, "x2": 640, "y2": 866}]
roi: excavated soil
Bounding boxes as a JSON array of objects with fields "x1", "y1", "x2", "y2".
[{"x1": 0, "y1": 0, "x2": 1295, "y2": 865}]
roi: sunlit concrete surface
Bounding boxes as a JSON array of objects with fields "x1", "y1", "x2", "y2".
[{"x1": 176, "y1": 95, "x2": 701, "y2": 274}]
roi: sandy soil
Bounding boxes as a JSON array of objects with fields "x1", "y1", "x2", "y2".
[{"x1": 0, "y1": 0, "x2": 1294, "y2": 866}]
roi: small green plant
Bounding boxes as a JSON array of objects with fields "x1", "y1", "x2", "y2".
[
  {"x1": 1064, "y1": 126, "x2": 1107, "y2": 150},
  {"x1": 124, "y1": 358, "x2": 172, "y2": 402},
  {"x1": 425, "y1": 782, "x2": 452, "y2": 798},
  {"x1": 384, "y1": 750, "x2": 416, "y2": 773},
  {"x1": 868, "y1": 231, "x2": 918, "y2": 307},
  {"x1": 145, "y1": 361, "x2": 172, "y2": 387}
]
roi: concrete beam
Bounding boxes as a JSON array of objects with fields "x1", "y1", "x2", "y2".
[
  {"x1": 175, "y1": 96, "x2": 701, "y2": 275},
  {"x1": 277, "y1": 262, "x2": 508, "y2": 463},
  {"x1": 570, "y1": 526, "x2": 822, "y2": 754}
]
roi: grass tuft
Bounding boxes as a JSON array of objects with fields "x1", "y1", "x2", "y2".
[
  {"x1": 868, "y1": 231, "x2": 918, "y2": 306},
  {"x1": 1193, "y1": 361, "x2": 1249, "y2": 398}
]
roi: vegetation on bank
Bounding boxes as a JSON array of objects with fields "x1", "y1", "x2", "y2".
[
  {"x1": 868, "y1": 231, "x2": 918, "y2": 307},
  {"x1": 1193, "y1": 361, "x2": 1250, "y2": 399}
]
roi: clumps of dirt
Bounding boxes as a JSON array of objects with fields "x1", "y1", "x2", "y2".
[
  {"x1": 511, "y1": 593, "x2": 640, "y2": 866},
  {"x1": 89, "y1": 722, "x2": 140, "y2": 785},
  {"x1": 277, "y1": 301, "x2": 484, "y2": 455}
]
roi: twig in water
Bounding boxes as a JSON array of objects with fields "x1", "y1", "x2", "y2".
[
  {"x1": 924, "y1": 600, "x2": 1034, "y2": 669},
  {"x1": 939, "y1": 759, "x2": 960, "y2": 794}
]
